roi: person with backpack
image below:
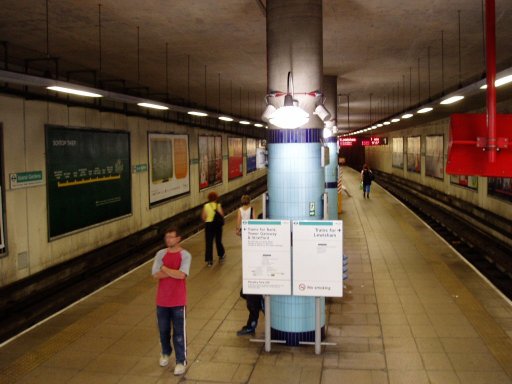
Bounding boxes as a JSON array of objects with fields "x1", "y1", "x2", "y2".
[
  {"x1": 361, "y1": 164, "x2": 374, "y2": 199},
  {"x1": 201, "y1": 191, "x2": 225, "y2": 267}
]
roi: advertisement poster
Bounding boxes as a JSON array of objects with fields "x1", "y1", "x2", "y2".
[
  {"x1": 246, "y1": 138, "x2": 257, "y2": 173},
  {"x1": 46, "y1": 126, "x2": 131, "y2": 239},
  {"x1": 199, "y1": 135, "x2": 223, "y2": 190},
  {"x1": 425, "y1": 135, "x2": 444, "y2": 179},
  {"x1": 488, "y1": 177, "x2": 512, "y2": 202},
  {"x1": 407, "y1": 136, "x2": 421, "y2": 173},
  {"x1": 450, "y1": 175, "x2": 478, "y2": 190},
  {"x1": 392, "y1": 137, "x2": 404, "y2": 169},
  {"x1": 228, "y1": 137, "x2": 243, "y2": 180},
  {"x1": 242, "y1": 220, "x2": 292, "y2": 295},
  {"x1": 148, "y1": 133, "x2": 190, "y2": 205}
]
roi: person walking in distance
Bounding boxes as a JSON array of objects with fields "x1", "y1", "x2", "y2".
[
  {"x1": 201, "y1": 191, "x2": 225, "y2": 267},
  {"x1": 361, "y1": 164, "x2": 374, "y2": 199},
  {"x1": 152, "y1": 228, "x2": 191, "y2": 376}
]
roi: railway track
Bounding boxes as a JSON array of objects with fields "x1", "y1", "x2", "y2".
[{"x1": 375, "y1": 172, "x2": 512, "y2": 300}]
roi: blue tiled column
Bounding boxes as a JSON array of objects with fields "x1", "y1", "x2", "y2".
[{"x1": 268, "y1": 128, "x2": 326, "y2": 344}]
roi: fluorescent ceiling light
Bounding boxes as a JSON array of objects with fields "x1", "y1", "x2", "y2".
[
  {"x1": 391, "y1": 118, "x2": 400, "y2": 123},
  {"x1": 218, "y1": 116, "x2": 233, "y2": 122},
  {"x1": 239, "y1": 120, "x2": 251, "y2": 125},
  {"x1": 47, "y1": 86, "x2": 102, "y2": 98},
  {"x1": 137, "y1": 102, "x2": 169, "y2": 110},
  {"x1": 480, "y1": 74, "x2": 512, "y2": 89},
  {"x1": 440, "y1": 95, "x2": 464, "y2": 105},
  {"x1": 377, "y1": 123, "x2": 383, "y2": 127},
  {"x1": 254, "y1": 123, "x2": 263, "y2": 127},
  {"x1": 188, "y1": 111, "x2": 208, "y2": 117},
  {"x1": 402, "y1": 113, "x2": 413, "y2": 119},
  {"x1": 383, "y1": 121, "x2": 391, "y2": 125},
  {"x1": 417, "y1": 107, "x2": 433, "y2": 114}
]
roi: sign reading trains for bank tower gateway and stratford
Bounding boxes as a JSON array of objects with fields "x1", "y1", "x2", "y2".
[{"x1": 241, "y1": 220, "x2": 292, "y2": 296}]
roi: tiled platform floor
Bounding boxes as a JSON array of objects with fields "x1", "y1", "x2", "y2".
[{"x1": 1, "y1": 167, "x2": 511, "y2": 384}]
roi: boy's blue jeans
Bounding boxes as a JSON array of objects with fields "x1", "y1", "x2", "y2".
[{"x1": 157, "y1": 305, "x2": 186, "y2": 364}]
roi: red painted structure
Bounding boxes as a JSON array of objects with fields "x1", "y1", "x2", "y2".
[
  {"x1": 447, "y1": 0, "x2": 512, "y2": 177},
  {"x1": 446, "y1": 114, "x2": 512, "y2": 177}
]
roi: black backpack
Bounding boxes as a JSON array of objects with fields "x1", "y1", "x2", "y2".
[{"x1": 212, "y1": 203, "x2": 224, "y2": 226}]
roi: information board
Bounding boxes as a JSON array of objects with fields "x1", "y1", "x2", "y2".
[
  {"x1": 46, "y1": 125, "x2": 131, "y2": 239},
  {"x1": 292, "y1": 220, "x2": 343, "y2": 297},
  {"x1": 242, "y1": 220, "x2": 291, "y2": 295}
]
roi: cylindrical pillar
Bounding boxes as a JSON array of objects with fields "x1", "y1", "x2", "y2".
[
  {"x1": 323, "y1": 75, "x2": 338, "y2": 219},
  {"x1": 267, "y1": 0, "x2": 326, "y2": 345}
]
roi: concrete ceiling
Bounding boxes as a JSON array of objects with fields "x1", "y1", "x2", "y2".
[{"x1": 0, "y1": 0, "x2": 511, "y2": 133}]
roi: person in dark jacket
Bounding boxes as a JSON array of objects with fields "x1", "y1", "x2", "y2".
[{"x1": 361, "y1": 164, "x2": 374, "y2": 199}]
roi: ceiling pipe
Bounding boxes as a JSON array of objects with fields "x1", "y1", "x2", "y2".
[{"x1": 485, "y1": 0, "x2": 497, "y2": 163}]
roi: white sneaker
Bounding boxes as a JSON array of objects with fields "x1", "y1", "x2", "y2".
[
  {"x1": 174, "y1": 362, "x2": 186, "y2": 375},
  {"x1": 159, "y1": 354, "x2": 170, "y2": 367}
]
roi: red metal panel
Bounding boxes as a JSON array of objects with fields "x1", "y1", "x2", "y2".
[{"x1": 446, "y1": 114, "x2": 512, "y2": 177}]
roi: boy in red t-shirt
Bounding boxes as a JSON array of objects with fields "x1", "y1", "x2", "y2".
[{"x1": 152, "y1": 228, "x2": 192, "y2": 376}]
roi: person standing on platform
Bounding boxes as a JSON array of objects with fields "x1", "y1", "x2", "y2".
[
  {"x1": 237, "y1": 205, "x2": 263, "y2": 336},
  {"x1": 361, "y1": 164, "x2": 374, "y2": 199},
  {"x1": 152, "y1": 228, "x2": 191, "y2": 376},
  {"x1": 236, "y1": 194, "x2": 255, "y2": 236},
  {"x1": 201, "y1": 191, "x2": 225, "y2": 267}
]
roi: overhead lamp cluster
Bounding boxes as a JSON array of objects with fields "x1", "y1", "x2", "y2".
[
  {"x1": 342, "y1": 68, "x2": 512, "y2": 137},
  {"x1": 262, "y1": 71, "x2": 331, "y2": 129}
]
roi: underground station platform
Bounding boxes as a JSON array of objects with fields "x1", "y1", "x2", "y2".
[{"x1": 0, "y1": 168, "x2": 511, "y2": 384}]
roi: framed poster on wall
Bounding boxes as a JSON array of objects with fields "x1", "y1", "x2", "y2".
[
  {"x1": 148, "y1": 133, "x2": 190, "y2": 205},
  {"x1": 488, "y1": 177, "x2": 512, "y2": 202},
  {"x1": 46, "y1": 125, "x2": 131, "y2": 239},
  {"x1": 246, "y1": 138, "x2": 257, "y2": 173},
  {"x1": 450, "y1": 175, "x2": 478, "y2": 190},
  {"x1": 407, "y1": 136, "x2": 421, "y2": 173},
  {"x1": 0, "y1": 125, "x2": 5, "y2": 253},
  {"x1": 392, "y1": 137, "x2": 404, "y2": 169},
  {"x1": 199, "y1": 135, "x2": 223, "y2": 190},
  {"x1": 228, "y1": 137, "x2": 243, "y2": 180},
  {"x1": 425, "y1": 135, "x2": 444, "y2": 179}
]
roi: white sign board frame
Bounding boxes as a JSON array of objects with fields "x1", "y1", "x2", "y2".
[
  {"x1": 242, "y1": 220, "x2": 291, "y2": 295},
  {"x1": 292, "y1": 220, "x2": 343, "y2": 297}
]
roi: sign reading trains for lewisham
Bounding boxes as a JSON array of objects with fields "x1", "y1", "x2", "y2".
[
  {"x1": 242, "y1": 220, "x2": 291, "y2": 295},
  {"x1": 292, "y1": 221, "x2": 344, "y2": 297}
]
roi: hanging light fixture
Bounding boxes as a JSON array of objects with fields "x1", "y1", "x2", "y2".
[
  {"x1": 268, "y1": 72, "x2": 309, "y2": 129},
  {"x1": 138, "y1": 102, "x2": 169, "y2": 110},
  {"x1": 47, "y1": 86, "x2": 103, "y2": 98},
  {"x1": 440, "y1": 95, "x2": 464, "y2": 105},
  {"x1": 417, "y1": 107, "x2": 433, "y2": 113}
]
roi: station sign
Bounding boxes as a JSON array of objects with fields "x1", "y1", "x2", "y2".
[
  {"x1": 292, "y1": 220, "x2": 343, "y2": 297},
  {"x1": 339, "y1": 137, "x2": 388, "y2": 147},
  {"x1": 242, "y1": 220, "x2": 292, "y2": 295},
  {"x1": 10, "y1": 171, "x2": 44, "y2": 189}
]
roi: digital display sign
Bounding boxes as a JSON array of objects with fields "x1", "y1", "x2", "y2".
[{"x1": 339, "y1": 137, "x2": 388, "y2": 147}]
